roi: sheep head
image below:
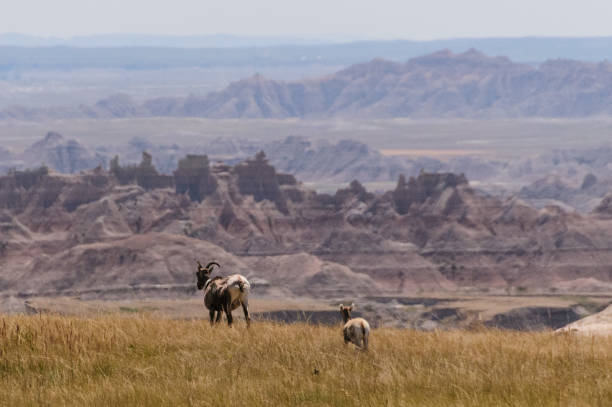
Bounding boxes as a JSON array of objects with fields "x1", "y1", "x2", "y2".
[
  {"x1": 195, "y1": 260, "x2": 220, "y2": 290},
  {"x1": 339, "y1": 303, "x2": 354, "y2": 323}
]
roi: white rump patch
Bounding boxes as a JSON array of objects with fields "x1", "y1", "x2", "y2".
[{"x1": 226, "y1": 274, "x2": 251, "y2": 305}]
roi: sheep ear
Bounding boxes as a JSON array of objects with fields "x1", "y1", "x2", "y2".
[{"x1": 339, "y1": 304, "x2": 344, "y2": 310}]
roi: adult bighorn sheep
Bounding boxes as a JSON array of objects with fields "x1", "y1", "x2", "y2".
[
  {"x1": 195, "y1": 260, "x2": 251, "y2": 327},
  {"x1": 339, "y1": 303, "x2": 370, "y2": 350}
]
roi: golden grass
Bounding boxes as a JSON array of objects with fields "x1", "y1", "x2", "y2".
[
  {"x1": 1, "y1": 314, "x2": 611, "y2": 406},
  {"x1": 24, "y1": 297, "x2": 335, "y2": 319}
]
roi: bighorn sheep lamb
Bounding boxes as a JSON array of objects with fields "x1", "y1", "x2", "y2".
[
  {"x1": 195, "y1": 260, "x2": 251, "y2": 327},
  {"x1": 340, "y1": 303, "x2": 370, "y2": 350}
]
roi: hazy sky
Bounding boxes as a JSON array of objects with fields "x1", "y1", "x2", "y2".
[{"x1": 4, "y1": 0, "x2": 612, "y2": 39}]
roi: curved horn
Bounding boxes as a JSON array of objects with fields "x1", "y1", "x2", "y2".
[{"x1": 205, "y1": 261, "x2": 220, "y2": 271}]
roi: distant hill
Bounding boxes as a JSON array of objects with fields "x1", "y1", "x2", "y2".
[
  {"x1": 0, "y1": 33, "x2": 336, "y2": 48},
  {"x1": 142, "y1": 50, "x2": 612, "y2": 118},
  {"x1": 6, "y1": 49, "x2": 612, "y2": 119},
  {"x1": 3, "y1": 36, "x2": 612, "y2": 68}
]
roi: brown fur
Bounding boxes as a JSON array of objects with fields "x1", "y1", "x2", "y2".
[
  {"x1": 196, "y1": 260, "x2": 251, "y2": 327},
  {"x1": 340, "y1": 303, "x2": 370, "y2": 350}
]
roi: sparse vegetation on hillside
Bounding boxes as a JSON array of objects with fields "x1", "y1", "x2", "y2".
[{"x1": 1, "y1": 314, "x2": 611, "y2": 406}]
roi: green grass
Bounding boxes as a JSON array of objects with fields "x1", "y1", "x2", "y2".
[{"x1": 0, "y1": 314, "x2": 611, "y2": 406}]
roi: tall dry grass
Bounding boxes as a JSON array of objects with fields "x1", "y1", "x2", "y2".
[{"x1": 0, "y1": 314, "x2": 611, "y2": 406}]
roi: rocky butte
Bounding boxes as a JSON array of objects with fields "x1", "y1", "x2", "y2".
[
  {"x1": 8, "y1": 49, "x2": 612, "y2": 119},
  {"x1": 2, "y1": 150, "x2": 612, "y2": 300}
]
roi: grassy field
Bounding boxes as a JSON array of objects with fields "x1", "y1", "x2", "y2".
[{"x1": 1, "y1": 314, "x2": 611, "y2": 406}]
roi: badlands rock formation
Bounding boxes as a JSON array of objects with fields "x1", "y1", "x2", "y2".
[
  {"x1": 5, "y1": 133, "x2": 612, "y2": 214},
  {"x1": 557, "y1": 304, "x2": 612, "y2": 335},
  {"x1": 2, "y1": 151, "x2": 612, "y2": 299}
]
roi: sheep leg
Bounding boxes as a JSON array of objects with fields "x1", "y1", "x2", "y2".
[
  {"x1": 241, "y1": 300, "x2": 251, "y2": 328},
  {"x1": 224, "y1": 303, "x2": 233, "y2": 326},
  {"x1": 209, "y1": 309, "x2": 216, "y2": 326},
  {"x1": 215, "y1": 309, "x2": 222, "y2": 324}
]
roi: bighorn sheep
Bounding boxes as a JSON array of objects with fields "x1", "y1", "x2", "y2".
[
  {"x1": 340, "y1": 303, "x2": 370, "y2": 350},
  {"x1": 195, "y1": 260, "x2": 251, "y2": 327}
]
